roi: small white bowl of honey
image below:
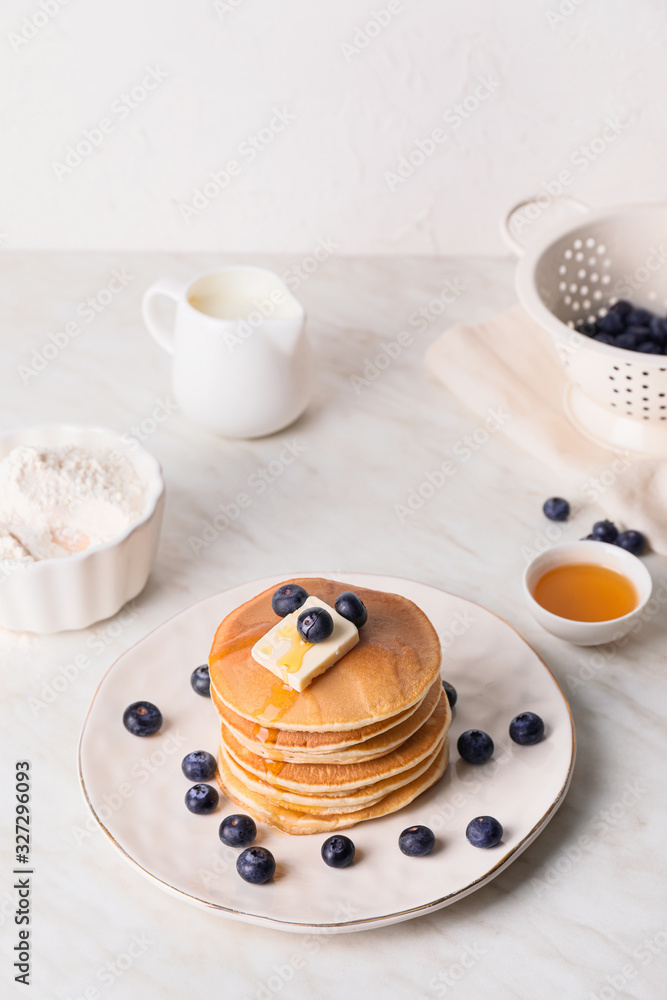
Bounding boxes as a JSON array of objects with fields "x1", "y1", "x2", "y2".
[{"x1": 524, "y1": 540, "x2": 652, "y2": 645}]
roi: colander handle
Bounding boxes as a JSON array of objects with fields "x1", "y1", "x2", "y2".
[{"x1": 501, "y1": 196, "x2": 591, "y2": 256}]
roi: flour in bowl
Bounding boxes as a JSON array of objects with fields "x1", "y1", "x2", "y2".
[{"x1": 0, "y1": 444, "x2": 146, "y2": 563}]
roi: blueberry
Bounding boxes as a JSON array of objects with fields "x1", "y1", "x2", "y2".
[
  {"x1": 576, "y1": 321, "x2": 597, "y2": 337},
  {"x1": 297, "y1": 606, "x2": 334, "y2": 643},
  {"x1": 182, "y1": 750, "x2": 217, "y2": 782},
  {"x1": 594, "y1": 333, "x2": 616, "y2": 345},
  {"x1": 321, "y1": 835, "x2": 355, "y2": 868},
  {"x1": 638, "y1": 341, "x2": 663, "y2": 354},
  {"x1": 122, "y1": 701, "x2": 162, "y2": 737},
  {"x1": 628, "y1": 307, "x2": 653, "y2": 326},
  {"x1": 616, "y1": 529, "x2": 647, "y2": 556},
  {"x1": 184, "y1": 783, "x2": 219, "y2": 815},
  {"x1": 219, "y1": 814, "x2": 257, "y2": 848},
  {"x1": 398, "y1": 825, "x2": 435, "y2": 857},
  {"x1": 591, "y1": 519, "x2": 618, "y2": 543},
  {"x1": 610, "y1": 299, "x2": 632, "y2": 318},
  {"x1": 236, "y1": 847, "x2": 276, "y2": 884},
  {"x1": 543, "y1": 497, "x2": 570, "y2": 522},
  {"x1": 191, "y1": 664, "x2": 211, "y2": 697},
  {"x1": 650, "y1": 316, "x2": 667, "y2": 340},
  {"x1": 441, "y1": 679, "x2": 458, "y2": 708},
  {"x1": 509, "y1": 712, "x2": 545, "y2": 745},
  {"x1": 466, "y1": 816, "x2": 503, "y2": 848},
  {"x1": 600, "y1": 312, "x2": 625, "y2": 335},
  {"x1": 627, "y1": 327, "x2": 654, "y2": 348},
  {"x1": 457, "y1": 729, "x2": 494, "y2": 764},
  {"x1": 272, "y1": 584, "x2": 308, "y2": 617},
  {"x1": 615, "y1": 331, "x2": 640, "y2": 351},
  {"x1": 581, "y1": 534, "x2": 596, "y2": 540},
  {"x1": 334, "y1": 591, "x2": 368, "y2": 628}
]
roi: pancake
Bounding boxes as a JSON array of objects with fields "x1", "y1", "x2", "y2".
[
  {"x1": 219, "y1": 690, "x2": 450, "y2": 792},
  {"x1": 209, "y1": 578, "x2": 442, "y2": 732},
  {"x1": 210, "y1": 679, "x2": 429, "y2": 756},
  {"x1": 216, "y1": 740, "x2": 449, "y2": 834},
  {"x1": 219, "y1": 736, "x2": 448, "y2": 811},
  {"x1": 215, "y1": 677, "x2": 442, "y2": 764}
]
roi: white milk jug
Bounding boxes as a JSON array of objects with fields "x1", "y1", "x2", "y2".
[{"x1": 142, "y1": 266, "x2": 313, "y2": 438}]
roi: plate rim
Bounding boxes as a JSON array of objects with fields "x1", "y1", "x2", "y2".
[{"x1": 78, "y1": 572, "x2": 576, "y2": 933}]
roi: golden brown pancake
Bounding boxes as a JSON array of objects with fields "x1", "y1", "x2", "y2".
[
  {"x1": 219, "y1": 736, "x2": 448, "y2": 811},
  {"x1": 214, "y1": 677, "x2": 442, "y2": 763},
  {"x1": 216, "y1": 740, "x2": 449, "y2": 835},
  {"x1": 219, "y1": 691, "x2": 449, "y2": 792},
  {"x1": 209, "y1": 578, "x2": 442, "y2": 731},
  {"x1": 210, "y1": 679, "x2": 427, "y2": 754}
]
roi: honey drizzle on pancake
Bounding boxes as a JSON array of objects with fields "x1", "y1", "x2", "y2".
[
  {"x1": 252, "y1": 725, "x2": 277, "y2": 746},
  {"x1": 275, "y1": 622, "x2": 312, "y2": 673},
  {"x1": 260, "y1": 758, "x2": 285, "y2": 778},
  {"x1": 257, "y1": 681, "x2": 299, "y2": 724}
]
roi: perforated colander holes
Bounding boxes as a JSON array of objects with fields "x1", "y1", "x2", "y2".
[
  {"x1": 619, "y1": 369, "x2": 634, "y2": 416},
  {"x1": 614, "y1": 369, "x2": 667, "y2": 420},
  {"x1": 561, "y1": 240, "x2": 611, "y2": 318}
]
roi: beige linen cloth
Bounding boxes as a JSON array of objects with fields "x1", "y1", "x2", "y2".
[{"x1": 425, "y1": 304, "x2": 667, "y2": 555}]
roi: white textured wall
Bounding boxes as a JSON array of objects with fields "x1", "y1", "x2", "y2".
[{"x1": 0, "y1": 0, "x2": 665, "y2": 254}]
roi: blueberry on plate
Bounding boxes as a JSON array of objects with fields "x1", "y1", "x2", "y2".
[
  {"x1": 184, "y1": 783, "x2": 219, "y2": 815},
  {"x1": 594, "y1": 333, "x2": 616, "y2": 345},
  {"x1": 543, "y1": 497, "x2": 570, "y2": 522},
  {"x1": 398, "y1": 825, "x2": 435, "y2": 857},
  {"x1": 237, "y1": 847, "x2": 276, "y2": 884},
  {"x1": 321, "y1": 835, "x2": 355, "y2": 868},
  {"x1": 219, "y1": 814, "x2": 257, "y2": 848},
  {"x1": 182, "y1": 750, "x2": 217, "y2": 782},
  {"x1": 297, "y1": 606, "x2": 334, "y2": 643},
  {"x1": 191, "y1": 664, "x2": 211, "y2": 697},
  {"x1": 334, "y1": 591, "x2": 368, "y2": 628},
  {"x1": 457, "y1": 729, "x2": 494, "y2": 765},
  {"x1": 509, "y1": 712, "x2": 545, "y2": 746},
  {"x1": 441, "y1": 679, "x2": 458, "y2": 709},
  {"x1": 466, "y1": 816, "x2": 503, "y2": 848},
  {"x1": 616, "y1": 529, "x2": 647, "y2": 556},
  {"x1": 122, "y1": 701, "x2": 162, "y2": 737},
  {"x1": 591, "y1": 519, "x2": 618, "y2": 543},
  {"x1": 272, "y1": 584, "x2": 308, "y2": 617}
]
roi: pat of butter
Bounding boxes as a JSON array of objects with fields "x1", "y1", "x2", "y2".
[{"x1": 251, "y1": 596, "x2": 359, "y2": 692}]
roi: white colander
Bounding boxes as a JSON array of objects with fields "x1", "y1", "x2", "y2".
[{"x1": 503, "y1": 198, "x2": 667, "y2": 455}]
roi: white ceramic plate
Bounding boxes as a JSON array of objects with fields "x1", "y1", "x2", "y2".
[{"x1": 78, "y1": 574, "x2": 575, "y2": 934}]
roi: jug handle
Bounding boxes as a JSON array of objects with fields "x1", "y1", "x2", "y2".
[{"x1": 142, "y1": 278, "x2": 183, "y2": 354}]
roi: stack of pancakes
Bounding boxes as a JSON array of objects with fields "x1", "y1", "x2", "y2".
[{"x1": 209, "y1": 578, "x2": 450, "y2": 835}]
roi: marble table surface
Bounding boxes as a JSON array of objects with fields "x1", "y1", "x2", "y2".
[{"x1": 1, "y1": 251, "x2": 665, "y2": 1000}]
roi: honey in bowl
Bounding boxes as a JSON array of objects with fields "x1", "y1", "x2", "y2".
[{"x1": 532, "y1": 562, "x2": 638, "y2": 622}]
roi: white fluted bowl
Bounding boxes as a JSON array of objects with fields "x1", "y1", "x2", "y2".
[{"x1": 0, "y1": 425, "x2": 165, "y2": 633}]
